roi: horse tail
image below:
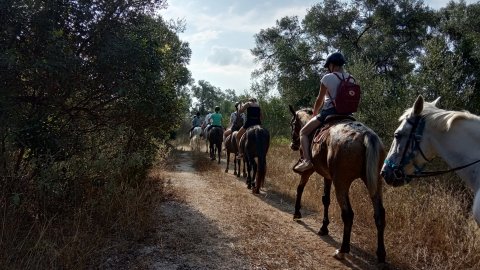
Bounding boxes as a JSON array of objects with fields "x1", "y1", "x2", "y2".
[
  {"x1": 364, "y1": 132, "x2": 384, "y2": 197},
  {"x1": 255, "y1": 128, "x2": 270, "y2": 186}
]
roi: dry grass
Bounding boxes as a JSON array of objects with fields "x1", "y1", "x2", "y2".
[
  {"x1": 265, "y1": 142, "x2": 480, "y2": 270},
  {"x1": 0, "y1": 150, "x2": 176, "y2": 269}
]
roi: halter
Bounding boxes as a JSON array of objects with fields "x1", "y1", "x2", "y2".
[{"x1": 384, "y1": 115, "x2": 480, "y2": 180}]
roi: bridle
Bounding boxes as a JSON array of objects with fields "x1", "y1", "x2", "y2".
[
  {"x1": 290, "y1": 112, "x2": 301, "y2": 150},
  {"x1": 384, "y1": 115, "x2": 480, "y2": 180}
]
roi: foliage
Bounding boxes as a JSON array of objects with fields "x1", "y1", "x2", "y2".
[{"x1": 0, "y1": 0, "x2": 190, "y2": 266}]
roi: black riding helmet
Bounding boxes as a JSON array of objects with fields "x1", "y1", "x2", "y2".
[{"x1": 323, "y1": 52, "x2": 346, "y2": 68}]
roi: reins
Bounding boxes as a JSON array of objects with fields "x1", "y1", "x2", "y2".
[{"x1": 408, "y1": 159, "x2": 480, "y2": 178}]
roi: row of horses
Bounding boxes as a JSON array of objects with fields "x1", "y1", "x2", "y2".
[
  {"x1": 190, "y1": 120, "x2": 270, "y2": 194},
  {"x1": 191, "y1": 95, "x2": 480, "y2": 266}
]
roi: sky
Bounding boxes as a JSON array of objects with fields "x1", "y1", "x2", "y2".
[{"x1": 158, "y1": 0, "x2": 478, "y2": 95}]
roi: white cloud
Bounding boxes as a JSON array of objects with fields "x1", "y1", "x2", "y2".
[
  {"x1": 206, "y1": 47, "x2": 254, "y2": 67},
  {"x1": 186, "y1": 30, "x2": 221, "y2": 44}
]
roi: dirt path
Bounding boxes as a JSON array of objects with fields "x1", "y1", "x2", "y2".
[{"x1": 107, "y1": 148, "x2": 381, "y2": 269}]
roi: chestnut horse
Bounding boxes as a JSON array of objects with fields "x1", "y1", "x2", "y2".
[
  {"x1": 225, "y1": 131, "x2": 246, "y2": 176},
  {"x1": 225, "y1": 112, "x2": 246, "y2": 176},
  {"x1": 289, "y1": 105, "x2": 387, "y2": 264}
]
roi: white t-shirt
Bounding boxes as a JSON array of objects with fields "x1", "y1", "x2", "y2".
[
  {"x1": 204, "y1": 113, "x2": 212, "y2": 125},
  {"x1": 320, "y1": 71, "x2": 355, "y2": 110},
  {"x1": 229, "y1": 111, "x2": 247, "y2": 127}
]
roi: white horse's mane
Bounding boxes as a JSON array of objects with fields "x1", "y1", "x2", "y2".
[{"x1": 400, "y1": 102, "x2": 480, "y2": 132}]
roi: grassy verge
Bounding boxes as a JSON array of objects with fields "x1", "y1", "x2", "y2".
[
  {"x1": 265, "y1": 141, "x2": 480, "y2": 269},
  {"x1": 0, "y1": 148, "x2": 175, "y2": 269}
]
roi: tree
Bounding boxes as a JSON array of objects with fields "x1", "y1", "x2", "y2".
[
  {"x1": 432, "y1": 1, "x2": 480, "y2": 113},
  {"x1": 252, "y1": 0, "x2": 436, "y2": 107},
  {"x1": 191, "y1": 80, "x2": 224, "y2": 115},
  {"x1": 0, "y1": 0, "x2": 191, "y2": 212}
]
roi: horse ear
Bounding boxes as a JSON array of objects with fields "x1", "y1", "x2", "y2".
[
  {"x1": 431, "y1": 96, "x2": 441, "y2": 107},
  {"x1": 288, "y1": 105, "x2": 296, "y2": 116},
  {"x1": 413, "y1": 95, "x2": 424, "y2": 116}
]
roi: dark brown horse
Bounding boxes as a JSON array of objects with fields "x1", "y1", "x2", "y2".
[
  {"x1": 207, "y1": 126, "x2": 223, "y2": 164},
  {"x1": 289, "y1": 105, "x2": 387, "y2": 264},
  {"x1": 240, "y1": 125, "x2": 270, "y2": 193}
]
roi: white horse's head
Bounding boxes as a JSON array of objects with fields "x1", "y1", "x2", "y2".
[{"x1": 381, "y1": 95, "x2": 440, "y2": 186}]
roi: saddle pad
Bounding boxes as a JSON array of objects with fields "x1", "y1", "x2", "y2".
[{"x1": 313, "y1": 117, "x2": 355, "y2": 143}]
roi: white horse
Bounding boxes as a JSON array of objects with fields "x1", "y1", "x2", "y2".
[
  {"x1": 190, "y1": 127, "x2": 203, "y2": 151},
  {"x1": 381, "y1": 95, "x2": 480, "y2": 225}
]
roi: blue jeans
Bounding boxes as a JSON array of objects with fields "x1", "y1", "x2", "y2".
[{"x1": 315, "y1": 107, "x2": 337, "y2": 123}]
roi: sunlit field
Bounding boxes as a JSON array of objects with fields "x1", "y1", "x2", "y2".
[{"x1": 265, "y1": 139, "x2": 480, "y2": 270}]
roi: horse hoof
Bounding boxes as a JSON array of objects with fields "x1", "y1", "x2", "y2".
[
  {"x1": 333, "y1": 249, "x2": 346, "y2": 260},
  {"x1": 247, "y1": 184, "x2": 251, "y2": 189},
  {"x1": 377, "y1": 262, "x2": 388, "y2": 270},
  {"x1": 318, "y1": 227, "x2": 329, "y2": 236},
  {"x1": 293, "y1": 213, "x2": 302, "y2": 220},
  {"x1": 224, "y1": 169, "x2": 228, "y2": 173}
]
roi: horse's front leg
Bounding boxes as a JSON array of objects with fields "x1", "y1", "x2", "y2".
[
  {"x1": 319, "y1": 178, "x2": 332, "y2": 235},
  {"x1": 294, "y1": 170, "x2": 314, "y2": 219},
  {"x1": 371, "y1": 191, "x2": 386, "y2": 264},
  {"x1": 217, "y1": 143, "x2": 221, "y2": 164},
  {"x1": 333, "y1": 183, "x2": 354, "y2": 260}
]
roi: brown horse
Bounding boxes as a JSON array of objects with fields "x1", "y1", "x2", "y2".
[
  {"x1": 225, "y1": 131, "x2": 246, "y2": 177},
  {"x1": 241, "y1": 125, "x2": 270, "y2": 193},
  {"x1": 289, "y1": 105, "x2": 387, "y2": 264}
]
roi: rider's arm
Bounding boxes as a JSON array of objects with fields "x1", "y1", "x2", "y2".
[
  {"x1": 239, "y1": 102, "x2": 250, "y2": 113},
  {"x1": 313, "y1": 83, "x2": 327, "y2": 115}
]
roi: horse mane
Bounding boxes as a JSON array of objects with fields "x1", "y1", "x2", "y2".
[
  {"x1": 297, "y1": 108, "x2": 313, "y2": 125},
  {"x1": 400, "y1": 102, "x2": 480, "y2": 132}
]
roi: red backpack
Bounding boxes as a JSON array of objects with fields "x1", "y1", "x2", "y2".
[{"x1": 328, "y1": 73, "x2": 361, "y2": 114}]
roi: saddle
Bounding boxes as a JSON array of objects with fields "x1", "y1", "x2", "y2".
[{"x1": 313, "y1": 115, "x2": 356, "y2": 143}]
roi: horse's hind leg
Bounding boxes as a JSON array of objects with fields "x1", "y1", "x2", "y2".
[
  {"x1": 242, "y1": 157, "x2": 247, "y2": 178},
  {"x1": 234, "y1": 155, "x2": 240, "y2": 177},
  {"x1": 294, "y1": 170, "x2": 314, "y2": 220},
  {"x1": 333, "y1": 183, "x2": 354, "y2": 260},
  {"x1": 319, "y1": 178, "x2": 332, "y2": 235},
  {"x1": 217, "y1": 143, "x2": 221, "y2": 164},
  {"x1": 371, "y1": 191, "x2": 386, "y2": 263},
  {"x1": 246, "y1": 157, "x2": 252, "y2": 189},
  {"x1": 251, "y1": 157, "x2": 258, "y2": 194},
  {"x1": 225, "y1": 150, "x2": 230, "y2": 173}
]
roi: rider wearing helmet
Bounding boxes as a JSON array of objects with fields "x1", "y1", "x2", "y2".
[
  {"x1": 207, "y1": 106, "x2": 223, "y2": 132},
  {"x1": 189, "y1": 111, "x2": 202, "y2": 138},
  {"x1": 294, "y1": 52, "x2": 356, "y2": 172}
]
